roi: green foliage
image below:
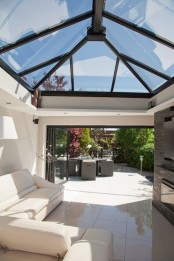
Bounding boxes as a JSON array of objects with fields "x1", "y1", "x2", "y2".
[
  {"x1": 54, "y1": 128, "x2": 67, "y2": 157},
  {"x1": 116, "y1": 128, "x2": 154, "y2": 171},
  {"x1": 79, "y1": 128, "x2": 91, "y2": 155}
]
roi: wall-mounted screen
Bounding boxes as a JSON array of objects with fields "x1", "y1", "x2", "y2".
[{"x1": 164, "y1": 117, "x2": 174, "y2": 161}]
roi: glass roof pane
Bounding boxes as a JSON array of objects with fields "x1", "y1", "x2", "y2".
[
  {"x1": 0, "y1": 0, "x2": 92, "y2": 47},
  {"x1": 73, "y1": 42, "x2": 116, "y2": 92},
  {"x1": 0, "y1": 19, "x2": 90, "y2": 73},
  {"x1": 40, "y1": 60, "x2": 72, "y2": 91},
  {"x1": 105, "y1": 0, "x2": 174, "y2": 42},
  {"x1": 128, "y1": 62, "x2": 166, "y2": 91},
  {"x1": 113, "y1": 61, "x2": 148, "y2": 93},
  {"x1": 104, "y1": 18, "x2": 174, "y2": 78},
  {"x1": 22, "y1": 63, "x2": 58, "y2": 88}
]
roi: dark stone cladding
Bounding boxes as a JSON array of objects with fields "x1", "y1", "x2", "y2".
[{"x1": 153, "y1": 106, "x2": 174, "y2": 225}]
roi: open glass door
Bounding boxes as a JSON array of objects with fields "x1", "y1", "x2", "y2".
[{"x1": 46, "y1": 127, "x2": 68, "y2": 183}]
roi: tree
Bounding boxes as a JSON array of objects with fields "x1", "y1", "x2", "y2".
[
  {"x1": 67, "y1": 128, "x2": 83, "y2": 158},
  {"x1": 42, "y1": 73, "x2": 68, "y2": 91},
  {"x1": 79, "y1": 128, "x2": 91, "y2": 155},
  {"x1": 54, "y1": 128, "x2": 67, "y2": 157},
  {"x1": 116, "y1": 128, "x2": 154, "y2": 170},
  {"x1": 24, "y1": 72, "x2": 68, "y2": 107}
]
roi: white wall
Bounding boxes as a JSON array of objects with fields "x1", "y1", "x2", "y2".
[
  {"x1": 149, "y1": 84, "x2": 174, "y2": 113},
  {"x1": 0, "y1": 107, "x2": 38, "y2": 175},
  {"x1": 41, "y1": 96, "x2": 149, "y2": 111}
]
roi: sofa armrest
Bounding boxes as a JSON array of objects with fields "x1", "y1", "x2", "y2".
[
  {"x1": 0, "y1": 216, "x2": 70, "y2": 258},
  {"x1": 33, "y1": 175, "x2": 64, "y2": 189}
]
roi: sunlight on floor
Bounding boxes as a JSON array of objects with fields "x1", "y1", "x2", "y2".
[
  {"x1": 45, "y1": 168, "x2": 174, "y2": 261},
  {"x1": 64, "y1": 172, "x2": 152, "y2": 206},
  {"x1": 46, "y1": 167, "x2": 153, "y2": 261}
]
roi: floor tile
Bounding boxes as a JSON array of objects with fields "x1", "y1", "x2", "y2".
[
  {"x1": 92, "y1": 217, "x2": 127, "y2": 236},
  {"x1": 125, "y1": 238, "x2": 152, "y2": 261},
  {"x1": 62, "y1": 215, "x2": 95, "y2": 229},
  {"x1": 113, "y1": 234, "x2": 126, "y2": 261}
]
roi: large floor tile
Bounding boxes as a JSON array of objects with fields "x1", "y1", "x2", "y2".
[
  {"x1": 125, "y1": 238, "x2": 152, "y2": 261},
  {"x1": 113, "y1": 234, "x2": 126, "y2": 261},
  {"x1": 92, "y1": 218, "x2": 127, "y2": 236}
]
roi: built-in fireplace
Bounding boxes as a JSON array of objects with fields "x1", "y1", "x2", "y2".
[
  {"x1": 153, "y1": 166, "x2": 174, "y2": 225},
  {"x1": 161, "y1": 179, "x2": 174, "y2": 212}
]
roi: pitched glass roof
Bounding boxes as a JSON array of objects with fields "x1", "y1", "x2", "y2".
[{"x1": 0, "y1": 0, "x2": 174, "y2": 97}]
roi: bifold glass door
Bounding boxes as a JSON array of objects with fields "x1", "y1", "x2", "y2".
[{"x1": 46, "y1": 127, "x2": 68, "y2": 183}]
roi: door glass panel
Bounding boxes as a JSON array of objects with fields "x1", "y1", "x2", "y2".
[
  {"x1": 46, "y1": 127, "x2": 84, "y2": 183},
  {"x1": 53, "y1": 128, "x2": 68, "y2": 183}
]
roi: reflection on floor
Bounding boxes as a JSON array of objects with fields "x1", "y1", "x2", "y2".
[{"x1": 44, "y1": 165, "x2": 174, "y2": 261}]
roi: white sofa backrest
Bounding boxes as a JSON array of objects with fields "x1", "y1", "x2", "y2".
[
  {"x1": 0, "y1": 169, "x2": 37, "y2": 212},
  {"x1": 0, "y1": 216, "x2": 71, "y2": 258}
]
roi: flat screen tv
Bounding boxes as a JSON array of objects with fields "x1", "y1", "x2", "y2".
[{"x1": 164, "y1": 117, "x2": 174, "y2": 162}]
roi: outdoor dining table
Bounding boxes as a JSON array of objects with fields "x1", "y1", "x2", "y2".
[{"x1": 70, "y1": 157, "x2": 108, "y2": 177}]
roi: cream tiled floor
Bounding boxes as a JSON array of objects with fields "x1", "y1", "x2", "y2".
[{"x1": 45, "y1": 165, "x2": 174, "y2": 261}]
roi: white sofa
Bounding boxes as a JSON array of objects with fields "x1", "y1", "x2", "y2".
[
  {"x1": 0, "y1": 169, "x2": 113, "y2": 261},
  {"x1": 0, "y1": 216, "x2": 113, "y2": 261},
  {"x1": 0, "y1": 168, "x2": 64, "y2": 220}
]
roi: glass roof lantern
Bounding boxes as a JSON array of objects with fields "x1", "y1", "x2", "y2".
[{"x1": 0, "y1": 0, "x2": 173, "y2": 97}]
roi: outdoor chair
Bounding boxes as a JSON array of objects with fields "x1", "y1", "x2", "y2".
[
  {"x1": 81, "y1": 160, "x2": 96, "y2": 180},
  {"x1": 100, "y1": 160, "x2": 114, "y2": 177}
]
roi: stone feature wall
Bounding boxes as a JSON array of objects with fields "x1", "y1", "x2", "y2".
[{"x1": 153, "y1": 106, "x2": 174, "y2": 225}]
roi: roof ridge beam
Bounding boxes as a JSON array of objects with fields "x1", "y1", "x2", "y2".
[{"x1": 92, "y1": 0, "x2": 105, "y2": 33}]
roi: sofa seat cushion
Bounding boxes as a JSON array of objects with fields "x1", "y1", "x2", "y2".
[
  {"x1": 25, "y1": 187, "x2": 61, "y2": 202},
  {"x1": 6, "y1": 188, "x2": 60, "y2": 219},
  {"x1": 0, "y1": 250, "x2": 56, "y2": 261}
]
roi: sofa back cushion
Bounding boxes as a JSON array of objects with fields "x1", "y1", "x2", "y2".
[
  {"x1": 0, "y1": 169, "x2": 36, "y2": 206},
  {"x1": 0, "y1": 216, "x2": 71, "y2": 258}
]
